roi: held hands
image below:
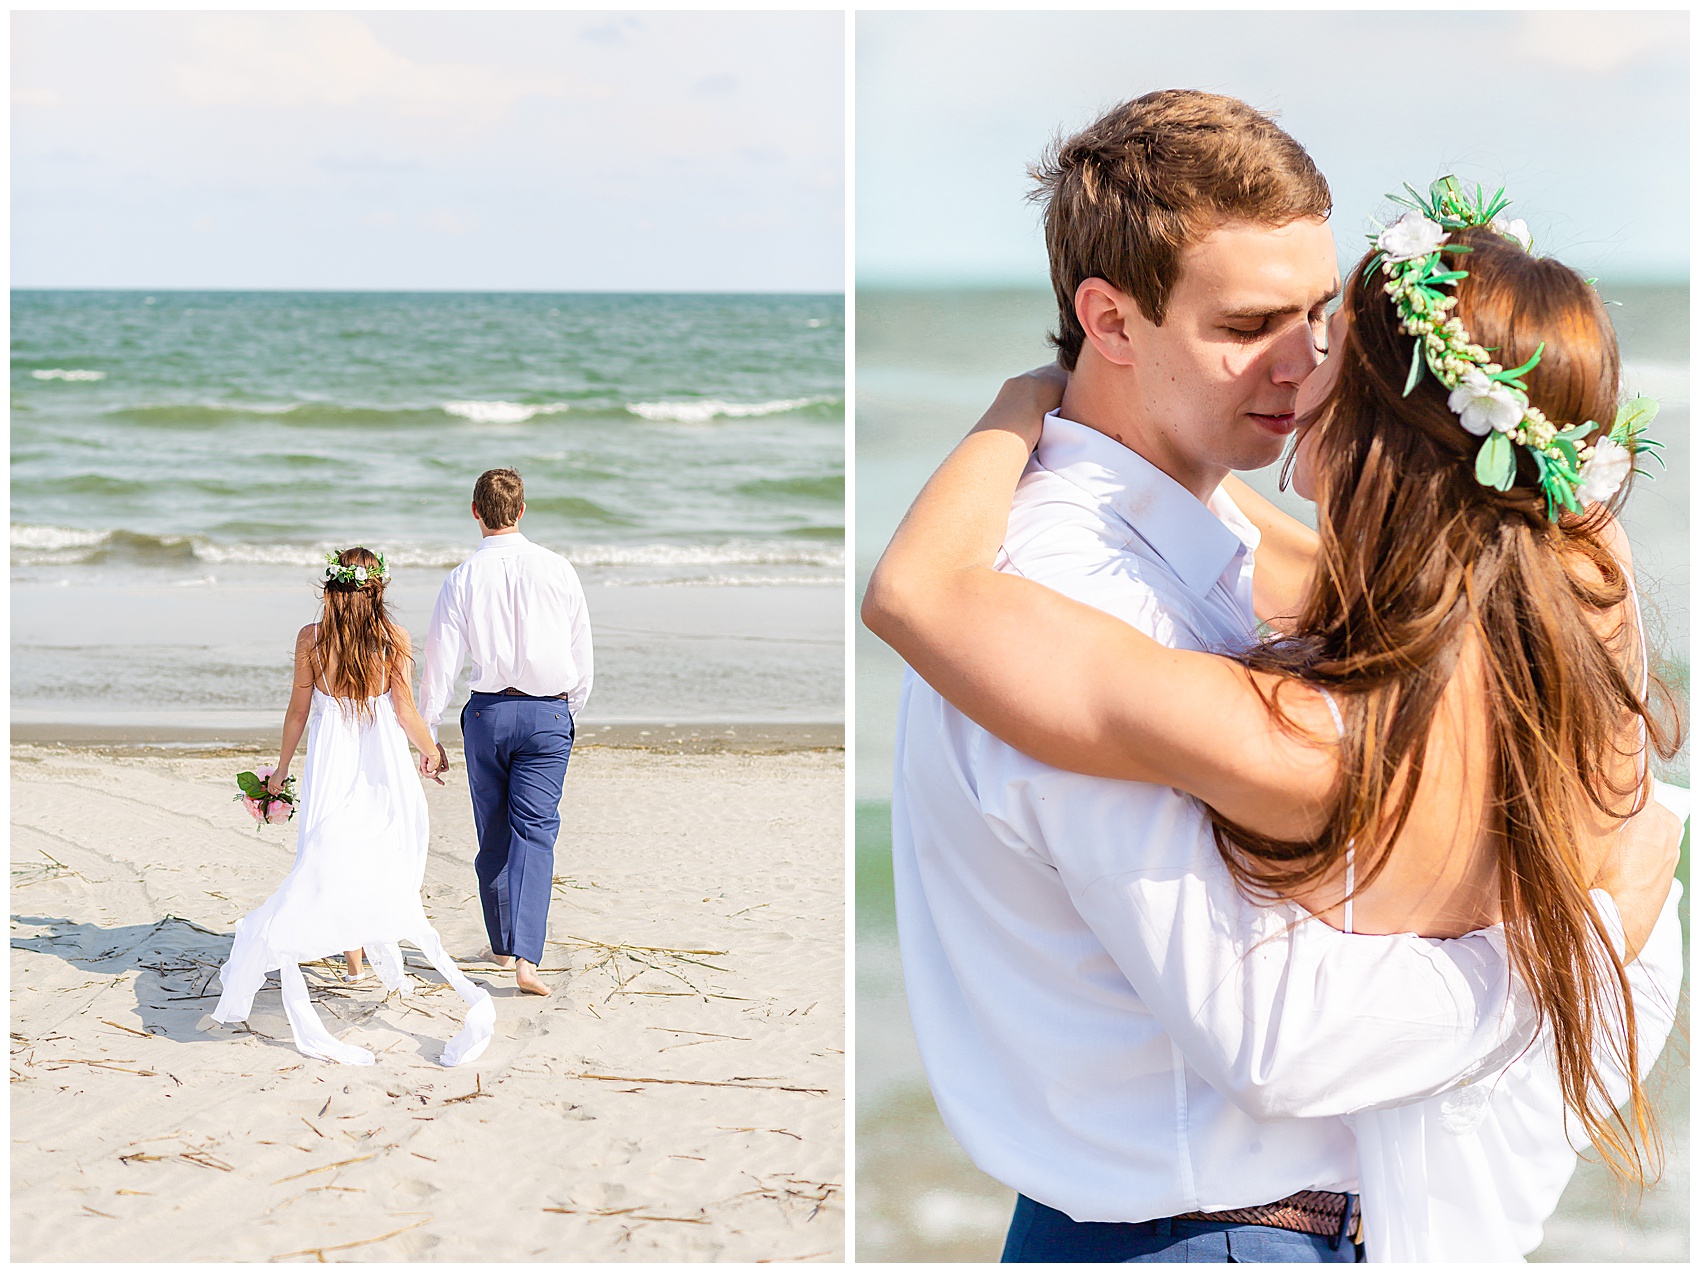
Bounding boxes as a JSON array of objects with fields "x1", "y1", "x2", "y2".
[
  {"x1": 418, "y1": 743, "x2": 449, "y2": 785},
  {"x1": 971, "y1": 362, "x2": 1068, "y2": 452},
  {"x1": 1593, "y1": 798, "x2": 1683, "y2": 962}
]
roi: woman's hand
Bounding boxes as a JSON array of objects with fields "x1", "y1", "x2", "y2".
[
  {"x1": 972, "y1": 363, "x2": 1067, "y2": 452},
  {"x1": 266, "y1": 767, "x2": 290, "y2": 796},
  {"x1": 863, "y1": 365, "x2": 1061, "y2": 649},
  {"x1": 1593, "y1": 798, "x2": 1683, "y2": 961},
  {"x1": 419, "y1": 744, "x2": 447, "y2": 785}
]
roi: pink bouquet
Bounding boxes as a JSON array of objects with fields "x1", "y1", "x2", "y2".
[{"x1": 234, "y1": 765, "x2": 298, "y2": 831}]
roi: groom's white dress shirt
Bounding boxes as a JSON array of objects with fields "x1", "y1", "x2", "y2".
[
  {"x1": 419, "y1": 531, "x2": 593, "y2": 740},
  {"x1": 891, "y1": 412, "x2": 1533, "y2": 1225}
]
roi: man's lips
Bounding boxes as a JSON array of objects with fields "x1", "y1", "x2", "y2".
[{"x1": 1249, "y1": 411, "x2": 1298, "y2": 435}]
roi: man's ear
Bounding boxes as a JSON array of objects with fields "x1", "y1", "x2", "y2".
[{"x1": 1074, "y1": 278, "x2": 1142, "y2": 368}]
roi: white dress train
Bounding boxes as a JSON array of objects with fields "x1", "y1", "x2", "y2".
[{"x1": 211, "y1": 688, "x2": 495, "y2": 1066}]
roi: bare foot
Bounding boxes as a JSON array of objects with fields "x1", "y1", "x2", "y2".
[
  {"x1": 343, "y1": 948, "x2": 366, "y2": 980},
  {"x1": 514, "y1": 959, "x2": 551, "y2": 996},
  {"x1": 483, "y1": 950, "x2": 516, "y2": 970}
]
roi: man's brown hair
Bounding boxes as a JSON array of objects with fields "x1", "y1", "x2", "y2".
[
  {"x1": 1030, "y1": 89, "x2": 1332, "y2": 369},
  {"x1": 473, "y1": 468, "x2": 525, "y2": 529}
]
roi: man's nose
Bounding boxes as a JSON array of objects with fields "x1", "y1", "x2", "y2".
[{"x1": 1269, "y1": 320, "x2": 1325, "y2": 387}]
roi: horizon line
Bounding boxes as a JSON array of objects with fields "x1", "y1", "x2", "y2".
[
  {"x1": 11, "y1": 285, "x2": 846, "y2": 296},
  {"x1": 856, "y1": 273, "x2": 1691, "y2": 291}
]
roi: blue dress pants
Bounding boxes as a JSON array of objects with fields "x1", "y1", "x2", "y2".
[
  {"x1": 461, "y1": 692, "x2": 574, "y2": 966},
  {"x1": 1002, "y1": 1195, "x2": 1364, "y2": 1263}
]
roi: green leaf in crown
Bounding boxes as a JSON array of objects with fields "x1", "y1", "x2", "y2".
[{"x1": 1367, "y1": 176, "x2": 1654, "y2": 518}]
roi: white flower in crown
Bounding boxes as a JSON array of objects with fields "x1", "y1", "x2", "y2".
[
  {"x1": 1377, "y1": 212, "x2": 1448, "y2": 262},
  {"x1": 1576, "y1": 436, "x2": 1633, "y2": 504},
  {"x1": 353, "y1": 566, "x2": 368, "y2": 583},
  {"x1": 1491, "y1": 216, "x2": 1533, "y2": 251},
  {"x1": 1448, "y1": 367, "x2": 1525, "y2": 437},
  {"x1": 322, "y1": 564, "x2": 338, "y2": 581}
]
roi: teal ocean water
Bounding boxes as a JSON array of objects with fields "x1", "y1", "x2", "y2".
[
  {"x1": 13, "y1": 291, "x2": 844, "y2": 725},
  {"x1": 14, "y1": 291, "x2": 843, "y2": 582},
  {"x1": 854, "y1": 285, "x2": 1689, "y2": 1261}
]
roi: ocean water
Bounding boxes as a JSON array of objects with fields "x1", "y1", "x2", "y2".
[
  {"x1": 853, "y1": 285, "x2": 1689, "y2": 1261},
  {"x1": 856, "y1": 284, "x2": 1689, "y2": 796},
  {"x1": 12, "y1": 290, "x2": 844, "y2": 725}
]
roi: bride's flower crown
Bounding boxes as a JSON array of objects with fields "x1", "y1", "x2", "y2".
[
  {"x1": 322, "y1": 549, "x2": 391, "y2": 588},
  {"x1": 1365, "y1": 176, "x2": 1659, "y2": 520}
]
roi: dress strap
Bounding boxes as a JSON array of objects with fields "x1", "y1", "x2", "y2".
[
  {"x1": 1343, "y1": 851, "x2": 1355, "y2": 935},
  {"x1": 1315, "y1": 685, "x2": 1345, "y2": 739}
]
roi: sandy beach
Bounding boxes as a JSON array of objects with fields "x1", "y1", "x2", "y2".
[{"x1": 11, "y1": 732, "x2": 845, "y2": 1262}]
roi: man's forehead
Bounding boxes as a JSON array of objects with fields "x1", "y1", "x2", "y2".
[{"x1": 1175, "y1": 217, "x2": 1339, "y2": 305}]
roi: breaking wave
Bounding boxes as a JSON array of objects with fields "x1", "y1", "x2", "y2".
[
  {"x1": 442, "y1": 401, "x2": 571, "y2": 424},
  {"x1": 625, "y1": 396, "x2": 835, "y2": 423},
  {"x1": 13, "y1": 524, "x2": 844, "y2": 576}
]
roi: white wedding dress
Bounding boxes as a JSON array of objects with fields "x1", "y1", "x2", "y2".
[
  {"x1": 211, "y1": 688, "x2": 496, "y2": 1066},
  {"x1": 1315, "y1": 629, "x2": 1685, "y2": 1262},
  {"x1": 1348, "y1": 780, "x2": 1688, "y2": 1262}
]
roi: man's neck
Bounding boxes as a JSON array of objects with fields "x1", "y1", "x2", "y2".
[
  {"x1": 479, "y1": 524, "x2": 523, "y2": 539},
  {"x1": 1059, "y1": 364, "x2": 1225, "y2": 503}
]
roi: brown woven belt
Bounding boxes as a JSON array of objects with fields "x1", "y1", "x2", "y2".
[{"x1": 1174, "y1": 1190, "x2": 1360, "y2": 1242}]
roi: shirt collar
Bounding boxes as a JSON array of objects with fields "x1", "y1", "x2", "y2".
[
  {"x1": 1033, "y1": 411, "x2": 1258, "y2": 596},
  {"x1": 474, "y1": 530, "x2": 531, "y2": 552}
]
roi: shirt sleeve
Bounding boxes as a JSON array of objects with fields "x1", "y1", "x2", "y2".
[
  {"x1": 418, "y1": 575, "x2": 466, "y2": 742},
  {"x1": 561, "y1": 562, "x2": 593, "y2": 715},
  {"x1": 983, "y1": 762, "x2": 1538, "y2": 1122}
]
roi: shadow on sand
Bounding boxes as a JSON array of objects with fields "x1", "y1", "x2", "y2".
[{"x1": 11, "y1": 913, "x2": 500, "y2": 1062}]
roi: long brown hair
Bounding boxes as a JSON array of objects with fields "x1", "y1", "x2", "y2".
[
  {"x1": 313, "y1": 546, "x2": 406, "y2": 722},
  {"x1": 1223, "y1": 226, "x2": 1682, "y2": 1184}
]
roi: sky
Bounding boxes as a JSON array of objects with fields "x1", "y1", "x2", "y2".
[
  {"x1": 858, "y1": 11, "x2": 1689, "y2": 285},
  {"x1": 12, "y1": 11, "x2": 844, "y2": 291}
]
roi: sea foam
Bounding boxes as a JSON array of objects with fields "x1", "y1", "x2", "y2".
[
  {"x1": 11, "y1": 525, "x2": 109, "y2": 551},
  {"x1": 564, "y1": 542, "x2": 843, "y2": 569},
  {"x1": 625, "y1": 397, "x2": 828, "y2": 423},
  {"x1": 442, "y1": 401, "x2": 571, "y2": 424},
  {"x1": 12, "y1": 524, "x2": 843, "y2": 576},
  {"x1": 31, "y1": 369, "x2": 106, "y2": 381}
]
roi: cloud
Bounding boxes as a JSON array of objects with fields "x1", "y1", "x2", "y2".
[
  {"x1": 578, "y1": 16, "x2": 644, "y2": 46},
  {"x1": 317, "y1": 154, "x2": 422, "y2": 174},
  {"x1": 12, "y1": 88, "x2": 64, "y2": 107},
  {"x1": 693, "y1": 74, "x2": 738, "y2": 97},
  {"x1": 166, "y1": 13, "x2": 569, "y2": 126},
  {"x1": 419, "y1": 208, "x2": 476, "y2": 236},
  {"x1": 1519, "y1": 11, "x2": 1686, "y2": 73},
  {"x1": 717, "y1": 210, "x2": 791, "y2": 233}
]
